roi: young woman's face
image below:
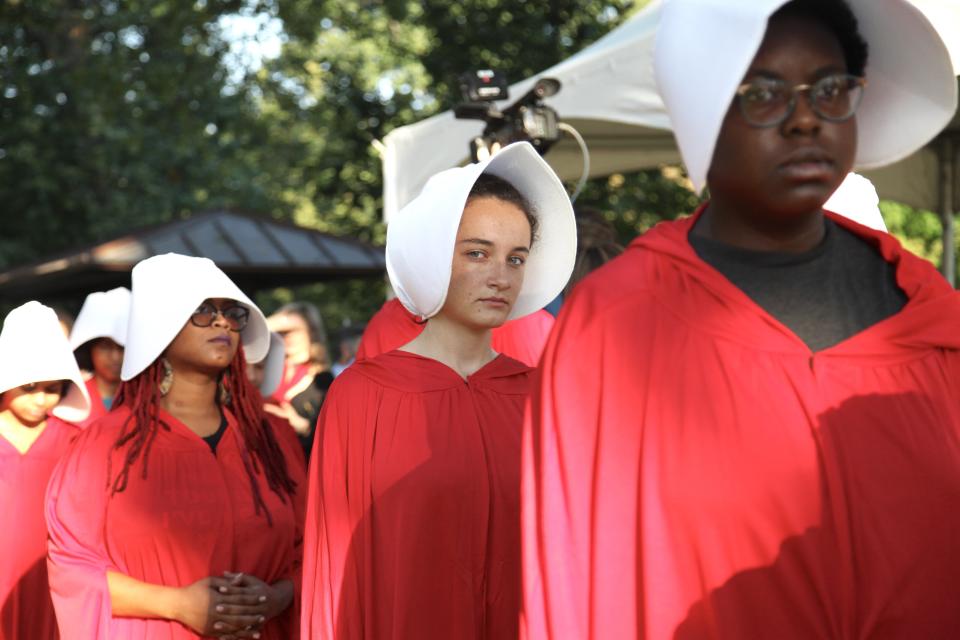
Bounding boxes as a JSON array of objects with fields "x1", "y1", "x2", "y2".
[
  {"x1": 164, "y1": 298, "x2": 241, "y2": 376},
  {"x1": 0, "y1": 380, "x2": 65, "y2": 426},
  {"x1": 275, "y1": 313, "x2": 312, "y2": 365},
  {"x1": 707, "y1": 12, "x2": 857, "y2": 223},
  {"x1": 90, "y1": 338, "x2": 124, "y2": 384},
  {"x1": 438, "y1": 196, "x2": 532, "y2": 330}
]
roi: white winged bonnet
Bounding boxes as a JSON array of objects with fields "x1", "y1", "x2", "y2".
[
  {"x1": 654, "y1": 0, "x2": 958, "y2": 194},
  {"x1": 825, "y1": 172, "x2": 886, "y2": 232},
  {"x1": 386, "y1": 141, "x2": 577, "y2": 321},
  {"x1": 0, "y1": 301, "x2": 91, "y2": 422},
  {"x1": 70, "y1": 287, "x2": 132, "y2": 351},
  {"x1": 121, "y1": 253, "x2": 270, "y2": 381},
  {"x1": 250, "y1": 332, "x2": 286, "y2": 398}
]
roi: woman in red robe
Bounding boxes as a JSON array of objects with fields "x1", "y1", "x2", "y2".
[
  {"x1": 70, "y1": 287, "x2": 131, "y2": 426},
  {"x1": 301, "y1": 141, "x2": 576, "y2": 639},
  {"x1": 522, "y1": 1, "x2": 960, "y2": 638},
  {"x1": 0, "y1": 301, "x2": 91, "y2": 640},
  {"x1": 46, "y1": 254, "x2": 306, "y2": 640}
]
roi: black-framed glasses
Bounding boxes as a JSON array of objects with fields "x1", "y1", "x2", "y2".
[
  {"x1": 190, "y1": 302, "x2": 250, "y2": 332},
  {"x1": 735, "y1": 73, "x2": 866, "y2": 128}
]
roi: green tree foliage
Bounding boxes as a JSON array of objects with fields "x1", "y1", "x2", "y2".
[{"x1": 0, "y1": 0, "x2": 275, "y2": 268}]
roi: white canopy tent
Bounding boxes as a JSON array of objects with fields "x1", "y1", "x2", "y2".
[{"x1": 380, "y1": 0, "x2": 960, "y2": 275}]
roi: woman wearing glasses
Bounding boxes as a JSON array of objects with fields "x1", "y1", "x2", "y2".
[
  {"x1": 523, "y1": 0, "x2": 960, "y2": 638},
  {"x1": 1, "y1": 302, "x2": 90, "y2": 640},
  {"x1": 46, "y1": 253, "x2": 306, "y2": 640}
]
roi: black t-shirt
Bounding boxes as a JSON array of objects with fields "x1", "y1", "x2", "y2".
[
  {"x1": 689, "y1": 218, "x2": 908, "y2": 352},
  {"x1": 202, "y1": 411, "x2": 228, "y2": 453}
]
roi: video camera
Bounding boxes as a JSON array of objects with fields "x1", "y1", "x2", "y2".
[{"x1": 454, "y1": 70, "x2": 562, "y2": 162}]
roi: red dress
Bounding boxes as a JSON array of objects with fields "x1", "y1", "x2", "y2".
[
  {"x1": 301, "y1": 350, "x2": 531, "y2": 639},
  {"x1": 356, "y1": 298, "x2": 554, "y2": 367},
  {"x1": 76, "y1": 377, "x2": 109, "y2": 428},
  {"x1": 1, "y1": 416, "x2": 78, "y2": 640},
  {"x1": 522, "y1": 209, "x2": 960, "y2": 639},
  {"x1": 46, "y1": 407, "x2": 306, "y2": 639}
]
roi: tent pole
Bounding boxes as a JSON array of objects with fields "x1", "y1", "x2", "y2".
[{"x1": 942, "y1": 137, "x2": 956, "y2": 288}]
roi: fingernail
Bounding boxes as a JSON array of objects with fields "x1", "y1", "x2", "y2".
[
  {"x1": 214, "y1": 622, "x2": 223, "y2": 630},
  {"x1": 253, "y1": 634, "x2": 261, "y2": 639},
  {"x1": 259, "y1": 595, "x2": 267, "y2": 602},
  {"x1": 219, "y1": 586, "x2": 228, "y2": 593},
  {"x1": 259, "y1": 615, "x2": 265, "y2": 623},
  {"x1": 216, "y1": 605, "x2": 224, "y2": 612}
]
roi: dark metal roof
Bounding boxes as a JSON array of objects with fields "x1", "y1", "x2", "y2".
[{"x1": 0, "y1": 210, "x2": 385, "y2": 301}]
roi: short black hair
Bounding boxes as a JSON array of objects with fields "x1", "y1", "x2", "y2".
[
  {"x1": 773, "y1": 0, "x2": 869, "y2": 76},
  {"x1": 467, "y1": 173, "x2": 539, "y2": 246}
]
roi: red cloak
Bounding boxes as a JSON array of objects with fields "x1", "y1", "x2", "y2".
[
  {"x1": 1, "y1": 416, "x2": 78, "y2": 640},
  {"x1": 355, "y1": 298, "x2": 554, "y2": 367},
  {"x1": 301, "y1": 350, "x2": 531, "y2": 639},
  {"x1": 76, "y1": 377, "x2": 109, "y2": 428},
  {"x1": 45, "y1": 407, "x2": 306, "y2": 639},
  {"x1": 522, "y1": 209, "x2": 960, "y2": 639}
]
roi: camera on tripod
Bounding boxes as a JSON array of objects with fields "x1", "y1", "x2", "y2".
[{"x1": 454, "y1": 70, "x2": 562, "y2": 162}]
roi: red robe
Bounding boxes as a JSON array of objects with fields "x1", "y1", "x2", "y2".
[
  {"x1": 45, "y1": 407, "x2": 306, "y2": 639},
  {"x1": 1, "y1": 416, "x2": 78, "y2": 640},
  {"x1": 77, "y1": 377, "x2": 109, "y2": 428},
  {"x1": 270, "y1": 362, "x2": 313, "y2": 405},
  {"x1": 301, "y1": 350, "x2": 531, "y2": 639},
  {"x1": 522, "y1": 209, "x2": 960, "y2": 639},
  {"x1": 355, "y1": 298, "x2": 554, "y2": 367}
]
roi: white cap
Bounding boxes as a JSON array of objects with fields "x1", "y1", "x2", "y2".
[
  {"x1": 386, "y1": 141, "x2": 577, "y2": 320},
  {"x1": 250, "y1": 332, "x2": 285, "y2": 397},
  {"x1": 121, "y1": 253, "x2": 269, "y2": 381},
  {"x1": 654, "y1": 0, "x2": 958, "y2": 194},
  {"x1": 0, "y1": 301, "x2": 91, "y2": 422},
  {"x1": 69, "y1": 287, "x2": 132, "y2": 350},
  {"x1": 825, "y1": 172, "x2": 887, "y2": 232}
]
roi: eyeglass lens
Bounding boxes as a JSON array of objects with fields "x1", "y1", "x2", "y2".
[
  {"x1": 739, "y1": 74, "x2": 864, "y2": 127},
  {"x1": 191, "y1": 303, "x2": 249, "y2": 331}
]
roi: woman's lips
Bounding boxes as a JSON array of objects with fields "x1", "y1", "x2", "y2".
[
  {"x1": 208, "y1": 335, "x2": 232, "y2": 345},
  {"x1": 479, "y1": 297, "x2": 508, "y2": 307},
  {"x1": 779, "y1": 160, "x2": 834, "y2": 181}
]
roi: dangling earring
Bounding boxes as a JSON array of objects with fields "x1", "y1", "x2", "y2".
[
  {"x1": 159, "y1": 358, "x2": 174, "y2": 396},
  {"x1": 218, "y1": 374, "x2": 231, "y2": 406}
]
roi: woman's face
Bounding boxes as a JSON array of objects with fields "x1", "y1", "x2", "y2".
[
  {"x1": 438, "y1": 196, "x2": 532, "y2": 330},
  {"x1": 274, "y1": 313, "x2": 312, "y2": 365},
  {"x1": 164, "y1": 298, "x2": 241, "y2": 376},
  {"x1": 90, "y1": 338, "x2": 124, "y2": 384},
  {"x1": 707, "y1": 12, "x2": 857, "y2": 224},
  {"x1": 0, "y1": 380, "x2": 65, "y2": 426}
]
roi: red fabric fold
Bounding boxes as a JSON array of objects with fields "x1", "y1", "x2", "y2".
[
  {"x1": 46, "y1": 407, "x2": 306, "y2": 639},
  {"x1": 522, "y1": 209, "x2": 960, "y2": 639},
  {"x1": 1, "y1": 416, "x2": 78, "y2": 640},
  {"x1": 301, "y1": 350, "x2": 531, "y2": 639}
]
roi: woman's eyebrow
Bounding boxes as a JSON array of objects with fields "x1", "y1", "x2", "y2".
[{"x1": 459, "y1": 238, "x2": 494, "y2": 246}]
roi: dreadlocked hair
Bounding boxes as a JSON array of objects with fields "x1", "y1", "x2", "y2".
[{"x1": 108, "y1": 346, "x2": 297, "y2": 526}]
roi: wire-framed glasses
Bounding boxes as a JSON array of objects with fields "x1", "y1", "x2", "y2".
[{"x1": 735, "y1": 73, "x2": 866, "y2": 128}]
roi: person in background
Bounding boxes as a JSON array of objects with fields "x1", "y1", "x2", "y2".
[
  {"x1": 521, "y1": 0, "x2": 960, "y2": 637},
  {"x1": 70, "y1": 287, "x2": 131, "y2": 426},
  {"x1": 0, "y1": 301, "x2": 90, "y2": 640},
  {"x1": 330, "y1": 328, "x2": 363, "y2": 377},
  {"x1": 46, "y1": 254, "x2": 305, "y2": 640},
  {"x1": 562, "y1": 206, "x2": 624, "y2": 300},
  {"x1": 265, "y1": 302, "x2": 334, "y2": 458},
  {"x1": 301, "y1": 142, "x2": 576, "y2": 639},
  {"x1": 248, "y1": 332, "x2": 306, "y2": 468}
]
